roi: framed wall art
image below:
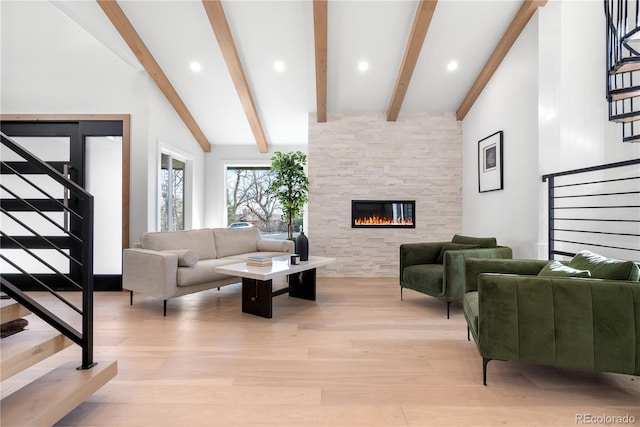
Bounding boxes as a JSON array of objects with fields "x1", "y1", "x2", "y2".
[{"x1": 478, "y1": 130, "x2": 503, "y2": 193}]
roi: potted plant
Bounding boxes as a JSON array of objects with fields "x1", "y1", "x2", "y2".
[{"x1": 269, "y1": 151, "x2": 309, "y2": 240}]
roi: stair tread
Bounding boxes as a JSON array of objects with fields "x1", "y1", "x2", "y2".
[
  {"x1": 609, "y1": 87, "x2": 640, "y2": 101},
  {"x1": 0, "y1": 300, "x2": 31, "y2": 324},
  {"x1": 1, "y1": 359, "x2": 117, "y2": 427},
  {"x1": 613, "y1": 58, "x2": 640, "y2": 74},
  {"x1": 610, "y1": 111, "x2": 640, "y2": 122},
  {"x1": 0, "y1": 329, "x2": 73, "y2": 381}
]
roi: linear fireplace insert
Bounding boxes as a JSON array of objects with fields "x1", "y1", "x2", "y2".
[{"x1": 351, "y1": 200, "x2": 415, "y2": 228}]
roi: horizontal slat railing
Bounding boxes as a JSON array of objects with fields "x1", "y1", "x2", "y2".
[
  {"x1": 542, "y1": 158, "x2": 640, "y2": 262},
  {"x1": 0, "y1": 131, "x2": 95, "y2": 369}
]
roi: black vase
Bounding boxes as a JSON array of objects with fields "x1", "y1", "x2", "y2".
[{"x1": 296, "y1": 231, "x2": 309, "y2": 261}]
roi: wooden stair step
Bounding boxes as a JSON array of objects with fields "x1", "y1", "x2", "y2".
[
  {"x1": 0, "y1": 330, "x2": 72, "y2": 381},
  {"x1": 612, "y1": 59, "x2": 640, "y2": 74},
  {"x1": 0, "y1": 300, "x2": 31, "y2": 324},
  {"x1": 609, "y1": 86, "x2": 640, "y2": 101},
  {"x1": 1, "y1": 359, "x2": 117, "y2": 427},
  {"x1": 609, "y1": 111, "x2": 640, "y2": 122}
]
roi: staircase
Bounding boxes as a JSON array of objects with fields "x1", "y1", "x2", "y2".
[
  {"x1": 606, "y1": 0, "x2": 640, "y2": 142},
  {"x1": 1, "y1": 299, "x2": 117, "y2": 426},
  {"x1": 0, "y1": 131, "x2": 117, "y2": 425}
]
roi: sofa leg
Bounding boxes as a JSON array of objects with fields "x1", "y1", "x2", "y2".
[
  {"x1": 483, "y1": 358, "x2": 492, "y2": 386},
  {"x1": 217, "y1": 287, "x2": 220, "y2": 291},
  {"x1": 163, "y1": 300, "x2": 167, "y2": 317},
  {"x1": 130, "y1": 290, "x2": 133, "y2": 306},
  {"x1": 446, "y1": 301, "x2": 451, "y2": 319},
  {"x1": 467, "y1": 326, "x2": 470, "y2": 341}
]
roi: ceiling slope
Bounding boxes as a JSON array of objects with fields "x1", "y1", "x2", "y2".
[
  {"x1": 96, "y1": 0, "x2": 211, "y2": 152},
  {"x1": 314, "y1": 0, "x2": 328, "y2": 123},
  {"x1": 456, "y1": 0, "x2": 548, "y2": 120},
  {"x1": 387, "y1": 0, "x2": 438, "y2": 122},
  {"x1": 202, "y1": 0, "x2": 269, "y2": 153}
]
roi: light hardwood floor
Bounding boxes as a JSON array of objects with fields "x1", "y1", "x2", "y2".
[{"x1": 3, "y1": 277, "x2": 639, "y2": 426}]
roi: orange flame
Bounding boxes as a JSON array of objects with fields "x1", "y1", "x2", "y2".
[{"x1": 355, "y1": 216, "x2": 413, "y2": 226}]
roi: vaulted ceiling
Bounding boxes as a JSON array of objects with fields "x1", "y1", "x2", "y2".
[{"x1": 48, "y1": 0, "x2": 546, "y2": 153}]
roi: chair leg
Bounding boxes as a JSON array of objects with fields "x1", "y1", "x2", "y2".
[
  {"x1": 483, "y1": 358, "x2": 492, "y2": 386},
  {"x1": 446, "y1": 301, "x2": 451, "y2": 319},
  {"x1": 163, "y1": 300, "x2": 167, "y2": 317},
  {"x1": 130, "y1": 290, "x2": 133, "y2": 306}
]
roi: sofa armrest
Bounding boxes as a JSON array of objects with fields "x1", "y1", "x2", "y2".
[
  {"x1": 123, "y1": 248, "x2": 179, "y2": 300},
  {"x1": 477, "y1": 274, "x2": 640, "y2": 375},
  {"x1": 442, "y1": 246, "x2": 513, "y2": 299},
  {"x1": 464, "y1": 257, "x2": 546, "y2": 293},
  {"x1": 257, "y1": 239, "x2": 295, "y2": 253}
]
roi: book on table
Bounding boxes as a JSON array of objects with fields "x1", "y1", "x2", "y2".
[{"x1": 246, "y1": 255, "x2": 272, "y2": 267}]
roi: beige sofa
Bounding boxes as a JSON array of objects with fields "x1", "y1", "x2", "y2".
[{"x1": 123, "y1": 227, "x2": 294, "y2": 315}]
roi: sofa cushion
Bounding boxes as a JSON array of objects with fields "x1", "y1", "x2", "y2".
[
  {"x1": 141, "y1": 228, "x2": 216, "y2": 260},
  {"x1": 176, "y1": 258, "x2": 241, "y2": 287},
  {"x1": 568, "y1": 250, "x2": 640, "y2": 281},
  {"x1": 163, "y1": 249, "x2": 199, "y2": 267},
  {"x1": 538, "y1": 260, "x2": 591, "y2": 278},
  {"x1": 451, "y1": 234, "x2": 497, "y2": 248},
  {"x1": 212, "y1": 227, "x2": 261, "y2": 258},
  {"x1": 403, "y1": 264, "x2": 444, "y2": 294},
  {"x1": 436, "y1": 243, "x2": 478, "y2": 264}
]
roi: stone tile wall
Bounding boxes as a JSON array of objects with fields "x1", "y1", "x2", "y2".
[{"x1": 308, "y1": 112, "x2": 462, "y2": 277}]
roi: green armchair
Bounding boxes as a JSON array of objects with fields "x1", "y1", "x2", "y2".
[
  {"x1": 399, "y1": 234, "x2": 513, "y2": 318},
  {"x1": 463, "y1": 251, "x2": 640, "y2": 385}
]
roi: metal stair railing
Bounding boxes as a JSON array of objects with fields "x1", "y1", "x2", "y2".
[
  {"x1": 0, "y1": 131, "x2": 95, "y2": 370},
  {"x1": 606, "y1": 0, "x2": 640, "y2": 142},
  {"x1": 542, "y1": 158, "x2": 640, "y2": 262}
]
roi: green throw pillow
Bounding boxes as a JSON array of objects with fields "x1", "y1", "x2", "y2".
[
  {"x1": 437, "y1": 243, "x2": 478, "y2": 264},
  {"x1": 568, "y1": 250, "x2": 640, "y2": 281},
  {"x1": 538, "y1": 260, "x2": 591, "y2": 278},
  {"x1": 451, "y1": 234, "x2": 497, "y2": 248}
]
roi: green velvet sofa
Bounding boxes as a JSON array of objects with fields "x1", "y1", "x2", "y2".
[
  {"x1": 463, "y1": 250, "x2": 640, "y2": 385},
  {"x1": 399, "y1": 235, "x2": 513, "y2": 318}
]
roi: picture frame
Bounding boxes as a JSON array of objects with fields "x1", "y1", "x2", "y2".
[{"x1": 478, "y1": 131, "x2": 503, "y2": 193}]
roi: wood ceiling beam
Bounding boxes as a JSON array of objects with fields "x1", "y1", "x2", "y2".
[
  {"x1": 456, "y1": 0, "x2": 547, "y2": 121},
  {"x1": 314, "y1": 0, "x2": 328, "y2": 123},
  {"x1": 96, "y1": 0, "x2": 211, "y2": 152},
  {"x1": 387, "y1": 0, "x2": 438, "y2": 122},
  {"x1": 202, "y1": 0, "x2": 269, "y2": 153}
]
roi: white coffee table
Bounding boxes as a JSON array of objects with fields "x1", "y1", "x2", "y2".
[{"x1": 215, "y1": 255, "x2": 335, "y2": 318}]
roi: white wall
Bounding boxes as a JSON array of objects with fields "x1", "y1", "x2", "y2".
[
  {"x1": 462, "y1": 11, "x2": 540, "y2": 258},
  {"x1": 0, "y1": 1, "x2": 205, "y2": 244},
  {"x1": 463, "y1": 0, "x2": 640, "y2": 260}
]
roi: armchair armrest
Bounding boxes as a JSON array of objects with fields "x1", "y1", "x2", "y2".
[
  {"x1": 257, "y1": 239, "x2": 295, "y2": 253},
  {"x1": 442, "y1": 246, "x2": 513, "y2": 300},
  {"x1": 399, "y1": 242, "x2": 445, "y2": 274},
  {"x1": 464, "y1": 257, "x2": 546, "y2": 293},
  {"x1": 477, "y1": 274, "x2": 640, "y2": 375},
  {"x1": 123, "y1": 248, "x2": 179, "y2": 300}
]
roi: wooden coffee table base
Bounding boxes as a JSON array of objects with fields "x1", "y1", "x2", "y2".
[{"x1": 241, "y1": 269, "x2": 317, "y2": 318}]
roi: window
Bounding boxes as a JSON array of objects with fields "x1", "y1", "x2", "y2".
[
  {"x1": 226, "y1": 166, "x2": 302, "y2": 239},
  {"x1": 160, "y1": 153, "x2": 185, "y2": 231}
]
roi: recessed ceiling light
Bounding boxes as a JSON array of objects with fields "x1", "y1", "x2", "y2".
[
  {"x1": 190, "y1": 61, "x2": 202, "y2": 73},
  {"x1": 447, "y1": 60, "x2": 458, "y2": 72},
  {"x1": 358, "y1": 61, "x2": 369, "y2": 72},
  {"x1": 274, "y1": 60, "x2": 285, "y2": 72}
]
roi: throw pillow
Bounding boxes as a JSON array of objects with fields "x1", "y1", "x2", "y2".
[
  {"x1": 568, "y1": 250, "x2": 640, "y2": 281},
  {"x1": 163, "y1": 249, "x2": 199, "y2": 267},
  {"x1": 437, "y1": 243, "x2": 478, "y2": 264},
  {"x1": 537, "y1": 260, "x2": 591, "y2": 278},
  {"x1": 451, "y1": 234, "x2": 497, "y2": 248}
]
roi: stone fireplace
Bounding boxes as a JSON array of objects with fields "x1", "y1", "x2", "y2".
[{"x1": 351, "y1": 200, "x2": 415, "y2": 228}]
